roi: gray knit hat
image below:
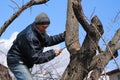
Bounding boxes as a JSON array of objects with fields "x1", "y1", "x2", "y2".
[{"x1": 34, "y1": 12, "x2": 50, "y2": 24}]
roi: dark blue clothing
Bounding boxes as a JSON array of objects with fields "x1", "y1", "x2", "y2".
[{"x1": 7, "y1": 23, "x2": 64, "y2": 68}]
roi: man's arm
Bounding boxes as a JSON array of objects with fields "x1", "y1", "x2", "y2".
[
  {"x1": 44, "y1": 32, "x2": 65, "y2": 46},
  {"x1": 23, "y1": 36, "x2": 62, "y2": 64}
]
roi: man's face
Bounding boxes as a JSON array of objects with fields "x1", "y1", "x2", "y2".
[{"x1": 35, "y1": 24, "x2": 49, "y2": 33}]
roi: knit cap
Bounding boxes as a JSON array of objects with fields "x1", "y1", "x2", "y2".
[{"x1": 34, "y1": 12, "x2": 50, "y2": 24}]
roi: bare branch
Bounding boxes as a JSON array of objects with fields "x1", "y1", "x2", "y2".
[
  {"x1": 90, "y1": 7, "x2": 96, "y2": 20},
  {"x1": 111, "y1": 28, "x2": 120, "y2": 44},
  {"x1": 115, "y1": 43, "x2": 120, "y2": 50},
  {"x1": 21, "y1": 0, "x2": 24, "y2": 5},
  {"x1": 72, "y1": 0, "x2": 90, "y2": 32},
  {"x1": 112, "y1": 29, "x2": 120, "y2": 52},
  {"x1": 89, "y1": 28, "x2": 120, "y2": 79},
  {"x1": 8, "y1": 5, "x2": 17, "y2": 12},
  {"x1": 33, "y1": 0, "x2": 49, "y2": 5},
  {"x1": 0, "y1": 0, "x2": 49, "y2": 36},
  {"x1": 106, "y1": 11, "x2": 120, "y2": 34},
  {"x1": 113, "y1": 11, "x2": 120, "y2": 23},
  {"x1": 89, "y1": 28, "x2": 120, "y2": 70},
  {"x1": 91, "y1": 29, "x2": 120, "y2": 67},
  {"x1": 10, "y1": 0, "x2": 20, "y2": 9}
]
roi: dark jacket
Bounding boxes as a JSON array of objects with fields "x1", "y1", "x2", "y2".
[{"x1": 7, "y1": 23, "x2": 64, "y2": 68}]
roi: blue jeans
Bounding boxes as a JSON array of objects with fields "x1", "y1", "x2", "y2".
[{"x1": 8, "y1": 63, "x2": 33, "y2": 80}]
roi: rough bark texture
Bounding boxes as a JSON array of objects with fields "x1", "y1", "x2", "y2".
[
  {"x1": 65, "y1": 0, "x2": 80, "y2": 53},
  {"x1": 0, "y1": 64, "x2": 12, "y2": 80},
  {"x1": 61, "y1": 0, "x2": 120, "y2": 80},
  {"x1": 60, "y1": 0, "x2": 81, "y2": 80}
]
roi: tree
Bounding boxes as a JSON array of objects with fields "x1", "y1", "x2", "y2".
[{"x1": 61, "y1": 0, "x2": 120, "y2": 80}]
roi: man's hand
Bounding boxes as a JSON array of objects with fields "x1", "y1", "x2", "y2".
[
  {"x1": 54, "y1": 49, "x2": 62, "y2": 56},
  {"x1": 62, "y1": 31, "x2": 66, "y2": 39}
]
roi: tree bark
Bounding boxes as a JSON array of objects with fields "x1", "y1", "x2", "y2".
[
  {"x1": 89, "y1": 28, "x2": 120, "y2": 80},
  {"x1": 60, "y1": 0, "x2": 81, "y2": 80},
  {"x1": 0, "y1": 64, "x2": 12, "y2": 80},
  {"x1": 61, "y1": 0, "x2": 119, "y2": 80}
]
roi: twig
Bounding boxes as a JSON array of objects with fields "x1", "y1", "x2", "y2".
[
  {"x1": 10, "y1": 0, "x2": 20, "y2": 9},
  {"x1": 21, "y1": 0, "x2": 24, "y2": 5},
  {"x1": 90, "y1": 7, "x2": 96, "y2": 20},
  {"x1": 8, "y1": 5, "x2": 17, "y2": 12}
]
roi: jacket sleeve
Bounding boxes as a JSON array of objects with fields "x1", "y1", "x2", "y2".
[
  {"x1": 34, "y1": 50, "x2": 56, "y2": 64},
  {"x1": 44, "y1": 32, "x2": 65, "y2": 47},
  {"x1": 22, "y1": 34, "x2": 56, "y2": 64}
]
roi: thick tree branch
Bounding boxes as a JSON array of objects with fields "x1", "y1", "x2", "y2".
[
  {"x1": 72, "y1": 0, "x2": 90, "y2": 32},
  {"x1": 0, "y1": 0, "x2": 49, "y2": 36},
  {"x1": 65, "y1": 0, "x2": 80, "y2": 55},
  {"x1": 72, "y1": 0, "x2": 104, "y2": 59},
  {"x1": 90, "y1": 29, "x2": 120, "y2": 69},
  {"x1": 89, "y1": 28, "x2": 120, "y2": 80},
  {"x1": 110, "y1": 28, "x2": 120, "y2": 44},
  {"x1": 113, "y1": 28, "x2": 120, "y2": 50},
  {"x1": 105, "y1": 28, "x2": 120, "y2": 58},
  {"x1": 72, "y1": 0, "x2": 104, "y2": 79},
  {"x1": 115, "y1": 43, "x2": 120, "y2": 50}
]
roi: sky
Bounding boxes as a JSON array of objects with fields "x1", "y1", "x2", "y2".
[{"x1": 0, "y1": 0, "x2": 120, "y2": 71}]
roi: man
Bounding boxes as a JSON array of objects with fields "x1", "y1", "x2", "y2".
[{"x1": 7, "y1": 12, "x2": 65, "y2": 80}]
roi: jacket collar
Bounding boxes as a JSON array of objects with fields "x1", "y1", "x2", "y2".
[{"x1": 32, "y1": 23, "x2": 46, "y2": 40}]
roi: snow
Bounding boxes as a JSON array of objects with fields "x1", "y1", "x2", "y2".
[{"x1": 0, "y1": 32, "x2": 18, "y2": 67}]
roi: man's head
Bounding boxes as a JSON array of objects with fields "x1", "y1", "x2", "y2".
[
  {"x1": 34, "y1": 12, "x2": 50, "y2": 33},
  {"x1": 34, "y1": 12, "x2": 50, "y2": 25}
]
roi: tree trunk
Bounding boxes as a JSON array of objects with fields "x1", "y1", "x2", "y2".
[{"x1": 61, "y1": 0, "x2": 120, "y2": 80}]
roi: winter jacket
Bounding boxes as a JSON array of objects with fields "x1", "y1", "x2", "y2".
[{"x1": 7, "y1": 23, "x2": 65, "y2": 68}]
